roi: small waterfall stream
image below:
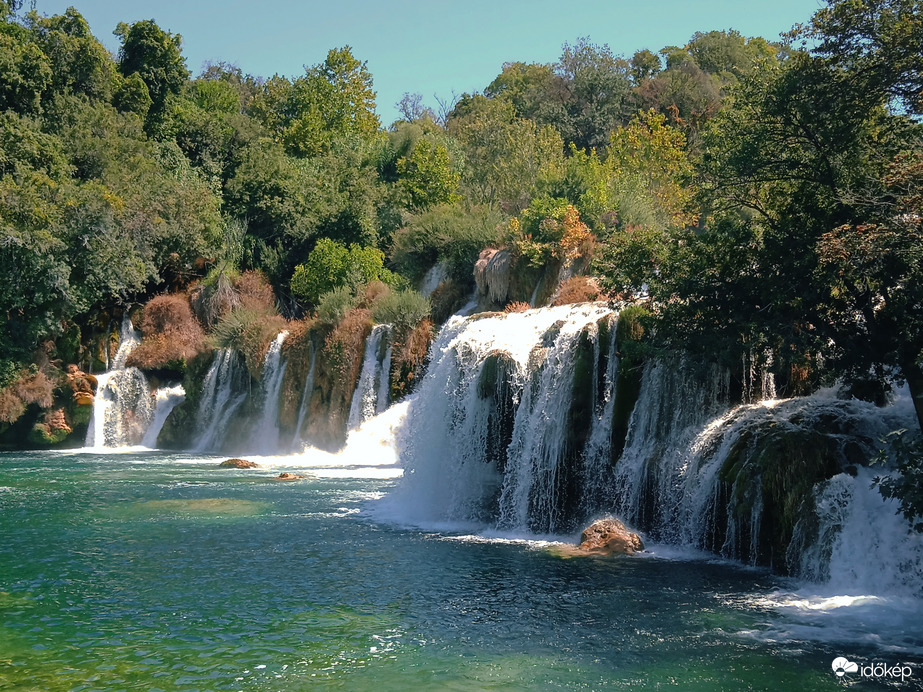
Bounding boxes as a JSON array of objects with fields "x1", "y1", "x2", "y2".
[
  {"x1": 290, "y1": 345, "x2": 317, "y2": 452},
  {"x1": 251, "y1": 331, "x2": 289, "y2": 454},
  {"x1": 347, "y1": 325, "x2": 392, "y2": 430},
  {"x1": 141, "y1": 385, "x2": 186, "y2": 448},
  {"x1": 193, "y1": 349, "x2": 248, "y2": 452},
  {"x1": 85, "y1": 314, "x2": 152, "y2": 448}
]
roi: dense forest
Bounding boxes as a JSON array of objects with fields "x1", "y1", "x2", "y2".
[{"x1": 0, "y1": 0, "x2": 920, "y2": 515}]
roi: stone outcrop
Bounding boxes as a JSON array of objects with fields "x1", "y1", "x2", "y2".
[
  {"x1": 218, "y1": 458, "x2": 259, "y2": 468},
  {"x1": 577, "y1": 518, "x2": 644, "y2": 555}
]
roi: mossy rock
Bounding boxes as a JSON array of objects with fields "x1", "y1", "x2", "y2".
[
  {"x1": 70, "y1": 403, "x2": 93, "y2": 427},
  {"x1": 611, "y1": 306, "x2": 649, "y2": 463},
  {"x1": 718, "y1": 424, "x2": 843, "y2": 572},
  {"x1": 28, "y1": 423, "x2": 70, "y2": 446}
]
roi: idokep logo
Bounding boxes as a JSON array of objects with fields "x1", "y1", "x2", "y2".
[
  {"x1": 832, "y1": 657, "x2": 914, "y2": 682},
  {"x1": 832, "y1": 657, "x2": 858, "y2": 677}
]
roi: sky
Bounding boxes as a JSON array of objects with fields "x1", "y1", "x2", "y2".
[{"x1": 33, "y1": 0, "x2": 826, "y2": 125}]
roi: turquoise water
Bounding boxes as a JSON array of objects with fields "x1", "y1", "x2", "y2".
[{"x1": 1, "y1": 451, "x2": 920, "y2": 691}]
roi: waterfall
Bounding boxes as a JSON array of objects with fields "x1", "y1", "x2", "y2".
[
  {"x1": 193, "y1": 348, "x2": 248, "y2": 452},
  {"x1": 141, "y1": 385, "x2": 185, "y2": 448},
  {"x1": 86, "y1": 314, "x2": 152, "y2": 448},
  {"x1": 289, "y1": 345, "x2": 317, "y2": 452},
  {"x1": 379, "y1": 300, "x2": 921, "y2": 595},
  {"x1": 347, "y1": 325, "x2": 392, "y2": 430},
  {"x1": 250, "y1": 330, "x2": 289, "y2": 454},
  {"x1": 419, "y1": 262, "x2": 449, "y2": 297},
  {"x1": 387, "y1": 303, "x2": 614, "y2": 530}
]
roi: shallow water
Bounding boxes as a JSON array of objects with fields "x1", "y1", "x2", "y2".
[{"x1": 1, "y1": 451, "x2": 920, "y2": 691}]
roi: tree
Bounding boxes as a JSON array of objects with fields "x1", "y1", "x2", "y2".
[
  {"x1": 251, "y1": 46, "x2": 380, "y2": 157},
  {"x1": 115, "y1": 19, "x2": 189, "y2": 128},
  {"x1": 555, "y1": 38, "x2": 635, "y2": 151},
  {"x1": 449, "y1": 96, "x2": 564, "y2": 211},
  {"x1": 396, "y1": 137, "x2": 461, "y2": 210},
  {"x1": 289, "y1": 238, "x2": 385, "y2": 304},
  {"x1": 795, "y1": 0, "x2": 923, "y2": 115}
]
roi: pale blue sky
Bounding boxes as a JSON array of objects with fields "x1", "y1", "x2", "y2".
[{"x1": 33, "y1": 0, "x2": 825, "y2": 125}]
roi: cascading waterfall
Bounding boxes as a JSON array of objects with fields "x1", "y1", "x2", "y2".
[
  {"x1": 387, "y1": 303, "x2": 614, "y2": 530},
  {"x1": 289, "y1": 345, "x2": 317, "y2": 452},
  {"x1": 250, "y1": 331, "x2": 289, "y2": 454},
  {"x1": 141, "y1": 385, "x2": 186, "y2": 448},
  {"x1": 381, "y1": 301, "x2": 921, "y2": 595},
  {"x1": 86, "y1": 314, "x2": 153, "y2": 448},
  {"x1": 193, "y1": 348, "x2": 249, "y2": 452},
  {"x1": 347, "y1": 325, "x2": 392, "y2": 430}
]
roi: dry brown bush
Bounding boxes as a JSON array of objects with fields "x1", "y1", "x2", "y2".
[
  {"x1": 552, "y1": 276, "x2": 601, "y2": 306},
  {"x1": 391, "y1": 319, "x2": 434, "y2": 400},
  {"x1": 503, "y1": 301, "x2": 531, "y2": 313},
  {"x1": 0, "y1": 387, "x2": 25, "y2": 423},
  {"x1": 361, "y1": 280, "x2": 390, "y2": 308},
  {"x1": 190, "y1": 271, "x2": 240, "y2": 328},
  {"x1": 324, "y1": 308, "x2": 372, "y2": 382},
  {"x1": 15, "y1": 371, "x2": 54, "y2": 409},
  {"x1": 235, "y1": 270, "x2": 277, "y2": 313},
  {"x1": 127, "y1": 295, "x2": 207, "y2": 370}
]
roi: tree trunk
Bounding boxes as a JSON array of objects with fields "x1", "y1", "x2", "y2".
[{"x1": 902, "y1": 357, "x2": 923, "y2": 433}]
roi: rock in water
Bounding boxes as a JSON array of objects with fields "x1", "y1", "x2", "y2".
[
  {"x1": 218, "y1": 458, "x2": 259, "y2": 468},
  {"x1": 275, "y1": 472, "x2": 305, "y2": 481},
  {"x1": 578, "y1": 518, "x2": 643, "y2": 555}
]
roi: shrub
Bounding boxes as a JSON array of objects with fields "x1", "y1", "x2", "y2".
[
  {"x1": 14, "y1": 371, "x2": 53, "y2": 409},
  {"x1": 504, "y1": 301, "x2": 531, "y2": 313},
  {"x1": 430, "y1": 278, "x2": 471, "y2": 324},
  {"x1": 390, "y1": 204, "x2": 504, "y2": 283},
  {"x1": 316, "y1": 286, "x2": 359, "y2": 325},
  {"x1": 0, "y1": 370, "x2": 54, "y2": 424},
  {"x1": 235, "y1": 270, "x2": 277, "y2": 313},
  {"x1": 290, "y1": 239, "x2": 387, "y2": 305},
  {"x1": 372, "y1": 289, "x2": 431, "y2": 329},
  {"x1": 361, "y1": 280, "x2": 390, "y2": 308},
  {"x1": 552, "y1": 276, "x2": 602, "y2": 306},
  {"x1": 324, "y1": 308, "x2": 372, "y2": 379},
  {"x1": 127, "y1": 295, "x2": 207, "y2": 370},
  {"x1": 211, "y1": 306, "x2": 287, "y2": 378},
  {"x1": 191, "y1": 268, "x2": 241, "y2": 328}
]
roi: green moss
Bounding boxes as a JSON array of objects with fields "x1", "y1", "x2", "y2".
[
  {"x1": 611, "y1": 306, "x2": 649, "y2": 462},
  {"x1": 70, "y1": 404, "x2": 92, "y2": 427},
  {"x1": 28, "y1": 423, "x2": 69, "y2": 446}
]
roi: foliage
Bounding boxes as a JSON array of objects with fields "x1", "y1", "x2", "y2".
[
  {"x1": 390, "y1": 204, "x2": 503, "y2": 283},
  {"x1": 509, "y1": 198, "x2": 593, "y2": 267},
  {"x1": 289, "y1": 239, "x2": 386, "y2": 305},
  {"x1": 396, "y1": 137, "x2": 461, "y2": 210},
  {"x1": 315, "y1": 286, "x2": 359, "y2": 325},
  {"x1": 448, "y1": 96, "x2": 564, "y2": 211},
  {"x1": 874, "y1": 430, "x2": 923, "y2": 532},
  {"x1": 371, "y1": 289, "x2": 430, "y2": 329},
  {"x1": 115, "y1": 18, "x2": 189, "y2": 129},
  {"x1": 250, "y1": 46, "x2": 379, "y2": 157},
  {"x1": 552, "y1": 277, "x2": 601, "y2": 306}
]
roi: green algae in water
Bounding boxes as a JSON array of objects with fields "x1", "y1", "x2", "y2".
[{"x1": 116, "y1": 497, "x2": 270, "y2": 518}]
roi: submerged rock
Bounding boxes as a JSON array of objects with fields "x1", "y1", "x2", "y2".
[
  {"x1": 577, "y1": 518, "x2": 644, "y2": 555},
  {"x1": 219, "y1": 458, "x2": 259, "y2": 468},
  {"x1": 275, "y1": 472, "x2": 305, "y2": 481}
]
